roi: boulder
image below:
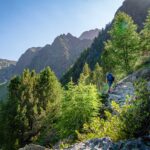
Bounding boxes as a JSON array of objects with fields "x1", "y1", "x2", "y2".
[{"x1": 19, "y1": 144, "x2": 50, "y2": 150}]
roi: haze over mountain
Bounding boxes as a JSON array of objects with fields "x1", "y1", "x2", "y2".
[
  {"x1": 61, "y1": 0, "x2": 150, "y2": 84},
  {"x1": 0, "y1": 29, "x2": 99, "y2": 83}
]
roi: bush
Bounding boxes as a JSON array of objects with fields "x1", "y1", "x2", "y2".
[
  {"x1": 77, "y1": 79, "x2": 150, "y2": 141},
  {"x1": 57, "y1": 82, "x2": 101, "y2": 139}
]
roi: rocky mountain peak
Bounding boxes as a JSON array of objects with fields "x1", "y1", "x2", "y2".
[{"x1": 79, "y1": 28, "x2": 100, "y2": 40}]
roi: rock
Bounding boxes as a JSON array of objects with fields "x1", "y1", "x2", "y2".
[
  {"x1": 108, "y1": 68, "x2": 150, "y2": 105},
  {"x1": 19, "y1": 144, "x2": 50, "y2": 150},
  {"x1": 65, "y1": 138, "x2": 113, "y2": 150},
  {"x1": 108, "y1": 82, "x2": 135, "y2": 104},
  {"x1": 66, "y1": 136, "x2": 150, "y2": 150}
]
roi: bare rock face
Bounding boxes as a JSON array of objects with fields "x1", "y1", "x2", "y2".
[
  {"x1": 14, "y1": 47, "x2": 41, "y2": 74},
  {"x1": 79, "y1": 29, "x2": 100, "y2": 40}
]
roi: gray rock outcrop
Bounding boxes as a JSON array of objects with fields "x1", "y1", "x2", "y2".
[
  {"x1": 108, "y1": 68, "x2": 150, "y2": 105},
  {"x1": 66, "y1": 136, "x2": 150, "y2": 150}
]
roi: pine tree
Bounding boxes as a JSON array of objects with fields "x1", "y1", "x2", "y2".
[
  {"x1": 140, "y1": 10, "x2": 150, "y2": 55},
  {"x1": 3, "y1": 76, "x2": 22, "y2": 150},
  {"x1": 58, "y1": 82, "x2": 101, "y2": 138},
  {"x1": 36, "y1": 67, "x2": 62, "y2": 115},
  {"x1": 104, "y1": 12, "x2": 140, "y2": 74},
  {"x1": 91, "y1": 63, "x2": 104, "y2": 91},
  {"x1": 1, "y1": 67, "x2": 62, "y2": 149},
  {"x1": 35, "y1": 67, "x2": 62, "y2": 144},
  {"x1": 79, "y1": 63, "x2": 91, "y2": 84}
]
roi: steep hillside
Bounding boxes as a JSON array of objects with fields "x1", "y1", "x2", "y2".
[
  {"x1": 0, "y1": 29, "x2": 99, "y2": 84},
  {"x1": 0, "y1": 59, "x2": 16, "y2": 83},
  {"x1": 79, "y1": 28, "x2": 100, "y2": 40},
  {"x1": 14, "y1": 47, "x2": 41, "y2": 74},
  {"x1": 61, "y1": 0, "x2": 150, "y2": 84},
  {"x1": 28, "y1": 33, "x2": 93, "y2": 78},
  {"x1": 0, "y1": 59, "x2": 16, "y2": 70}
]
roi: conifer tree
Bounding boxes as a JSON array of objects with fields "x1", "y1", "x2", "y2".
[
  {"x1": 104, "y1": 12, "x2": 140, "y2": 74},
  {"x1": 140, "y1": 10, "x2": 150, "y2": 55},
  {"x1": 91, "y1": 63, "x2": 104, "y2": 91},
  {"x1": 1, "y1": 67, "x2": 62, "y2": 149},
  {"x1": 36, "y1": 67, "x2": 62, "y2": 116},
  {"x1": 58, "y1": 81, "x2": 101, "y2": 138},
  {"x1": 79, "y1": 63, "x2": 91, "y2": 84}
]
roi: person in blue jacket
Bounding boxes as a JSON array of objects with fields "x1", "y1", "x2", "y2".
[{"x1": 106, "y1": 73, "x2": 115, "y2": 93}]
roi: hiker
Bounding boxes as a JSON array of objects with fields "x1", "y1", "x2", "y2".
[{"x1": 106, "y1": 73, "x2": 115, "y2": 93}]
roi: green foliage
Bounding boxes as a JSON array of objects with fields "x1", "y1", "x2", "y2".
[
  {"x1": 140, "y1": 10, "x2": 150, "y2": 55},
  {"x1": 0, "y1": 67, "x2": 62, "y2": 149},
  {"x1": 77, "y1": 79, "x2": 150, "y2": 142},
  {"x1": 102, "y1": 12, "x2": 140, "y2": 76},
  {"x1": 79, "y1": 63, "x2": 91, "y2": 84},
  {"x1": 120, "y1": 79, "x2": 150, "y2": 138},
  {"x1": 77, "y1": 102, "x2": 124, "y2": 142},
  {"x1": 79, "y1": 63, "x2": 105, "y2": 92},
  {"x1": 61, "y1": 25, "x2": 111, "y2": 85},
  {"x1": 58, "y1": 82, "x2": 101, "y2": 138},
  {"x1": 90, "y1": 63, "x2": 104, "y2": 91},
  {"x1": 0, "y1": 82, "x2": 8, "y2": 100}
]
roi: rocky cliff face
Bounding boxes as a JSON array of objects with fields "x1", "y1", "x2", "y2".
[
  {"x1": 0, "y1": 29, "x2": 99, "y2": 83},
  {"x1": 28, "y1": 33, "x2": 93, "y2": 78},
  {"x1": 14, "y1": 47, "x2": 41, "y2": 74},
  {"x1": 79, "y1": 28, "x2": 100, "y2": 40}
]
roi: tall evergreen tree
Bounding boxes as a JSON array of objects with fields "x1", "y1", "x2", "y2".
[
  {"x1": 140, "y1": 10, "x2": 150, "y2": 55},
  {"x1": 79, "y1": 63, "x2": 91, "y2": 84},
  {"x1": 103, "y1": 12, "x2": 140, "y2": 74},
  {"x1": 1, "y1": 67, "x2": 62, "y2": 149},
  {"x1": 91, "y1": 63, "x2": 104, "y2": 91}
]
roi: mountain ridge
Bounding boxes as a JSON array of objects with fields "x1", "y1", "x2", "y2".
[{"x1": 0, "y1": 29, "x2": 99, "y2": 83}]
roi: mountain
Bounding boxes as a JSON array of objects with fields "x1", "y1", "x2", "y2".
[
  {"x1": 0, "y1": 59, "x2": 16, "y2": 70},
  {"x1": 14, "y1": 47, "x2": 41, "y2": 74},
  {"x1": 117, "y1": 0, "x2": 150, "y2": 30},
  {"x1": 0, "y1": 59, "x2": 16, "y2": 83},
  {"x1": 0, "y1": 29, "x2": 99, "y2": 83},
  {"x1": 79, "y1": 29, "x2": 100, "y2": 40},
  {"x1": 61, "y1": 0, "x2": 150, "y2": 84},
  {"x1": 27, "y1": 33, "x2": 93, "y2": 78}
]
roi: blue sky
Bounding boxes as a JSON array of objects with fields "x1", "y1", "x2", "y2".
[{"x1": 0, "y1": 0, "x2": 124, "y2": 60}]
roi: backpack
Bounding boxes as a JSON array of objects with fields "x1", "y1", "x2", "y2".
[{"x1": 107, "y1": 73, "x2": 114, "y2": 81}]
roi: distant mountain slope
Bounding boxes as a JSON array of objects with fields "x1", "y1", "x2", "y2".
[
  {"x1": 14, "y1": 47, "x2": 41, "y2": 74},
  {"x1": 0, "y1": 29, "x2": 99, "y2": 83},
  {"x1": 28, "y1": 33, "x2": 93, "y2": 78},
  {"x1": 61, "y1": 0, "x2": 150, "y2": 84},
  {"x1": 0, "y1": 59, "x2": 16, "y2": 70},
  {"x1": 79, "y1": 29, "x2": 100, "y2": 40},
  {"x1": 0, "y1": 59, "x2": 16, "y2": 83}
]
